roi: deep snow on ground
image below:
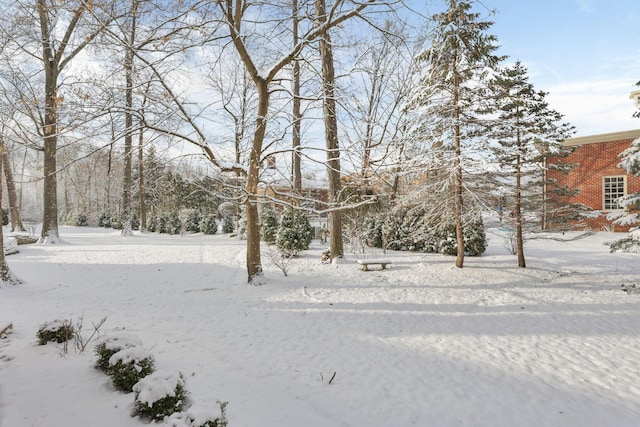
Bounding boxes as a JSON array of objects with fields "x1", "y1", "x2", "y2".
[{"x1": 1, "y1": 225, "x2": 640, "y2": 427}]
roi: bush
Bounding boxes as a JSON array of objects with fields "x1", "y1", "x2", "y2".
[
  {"x1": 132, "y1": 371, "x2": 188, "y2": 421},
  {"x1": 99, "y1": 212, "x2": 112, "y2": 228},
  {"x1": 184, "y1": 210, "x2": 202, "y2": 233},
  {"x1": 147, "y1": 215, "x2": 157, "y2": 232},
  {"x1": 157, "y1": 215, "x2": 168, "y2": 234},
  {"x1": 109, "y1": 347, "x2": 156, "y2": 393},
  {"x1": 363, "y1": 215, "x2": 383, "y2": 249},
  {"x1": 164, "y1": 402, "x2": 229, "y2": 427},
  {"x1": 131, "y1": 214, "x2": 140, "y2": 231},
  {"x1": 167, "y1": 213, "x2": 182, "y2": 235},
  {"x1": 200, "y1": 214, "x2": 218, "y2": 235},
  {"x1": 37, "y1": 319, "x2": 75, "y2": 345},
  {"x1": 110, "y1": 214, "x2": 123, "y2": 230},
  {"x1": 259, "y1": 204, "x2": 278, "y2": 244},
  {"x1": 275, "y1": 207, "x2": 312, "y2": 256},
  {"x1": 94, "y1": 333, "x2": 143, "y2": 374},
  {"x1": 74, "y1": 213, "x2": 88, "y2": 227},
  {"x1": 222, "y1": 216, "x2": 234, "y2": 234}
]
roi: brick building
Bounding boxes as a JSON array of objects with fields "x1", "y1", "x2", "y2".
[{"x1": 547, "y1": 129, "x2": 640, "y2": 231}]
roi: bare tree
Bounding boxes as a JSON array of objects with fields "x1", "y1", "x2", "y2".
[
  {"x1": 0, "y1": 0, "x2": 113, "y2": 243},
  {"x1": 0, "y1": 145, "x2": 21, "y2": 286},
  {"x1": 315, "y1": 0, "x2": 344, "y2": 260},
  {"x1": 217, "y1": 0, "x2": 391, "y2": 282},
  {"x1": 0, "y1": 134, "x2": 25, "y2": 231}
]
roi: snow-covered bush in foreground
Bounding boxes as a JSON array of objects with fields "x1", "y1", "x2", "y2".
[
  {"x1": 94, "y1": 333, "x2": 143, "y2": 373},
  {"x1": 37, "y1": 319, "x2": 75, "y2": 345},
  {"x1": 132, "y1": 371, "x2": 188, "y2": 421},
  {"x1": 164, "y1": 402, "x2": 229, "y2": 427},
  {"x1": 108, "y1": 346, "x2": 155, "y2": 392}
]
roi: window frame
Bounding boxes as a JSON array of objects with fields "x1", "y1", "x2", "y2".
[{"x1": 602, "y1": 175, "x2": 627, "y2": 210}]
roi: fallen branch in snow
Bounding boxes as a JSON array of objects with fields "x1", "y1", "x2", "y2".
[
  {"x1": 329, "y1": 371, "x2": 336, "y2": 384},
  {"x1": 1, "y1": 322, "x2": 13, "y2": 338},
  {"x1": 527, "y1": 231, "x2": 594, "y2": 242}
]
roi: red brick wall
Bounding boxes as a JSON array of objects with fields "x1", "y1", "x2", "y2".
[{"x1": 548, "y1": 137, "x2": 640, "y2": 231}]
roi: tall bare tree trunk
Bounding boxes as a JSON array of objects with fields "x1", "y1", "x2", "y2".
[
  {"x1": 245, "y1": 80, "x2": 270, "y2": 282},
  {"x1": 138, "y1": 127, "x2": 146, "y2": 232},
  {"x1": 316, "y1": 0, "x2": 343, "y2": 260},
  {"x1": 515, "y1": 128, "x2": 526, "y2": 267},
  {"x1": 0, "y1": 137, "x2": 25, "y2": 232},
  {"x1": 121, "y1": 0, "x2": 138, "y2": 237},
  {"x1": 292, "y1": 0, "x2": 302, "y2": 193},
  {"x1": 453, "y1": 72, "x2": 464, "y2": 268},
  {"x1": 0, "y1": 149, "x2": 20, "y2": 285}
]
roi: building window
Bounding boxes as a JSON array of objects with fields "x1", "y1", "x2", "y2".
[{"x1": 603, "y1": 176, "x2": 626, "y2": 210}]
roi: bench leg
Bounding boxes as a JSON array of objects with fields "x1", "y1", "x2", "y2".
[
  {"x1": 381, "y1": 264, "x2": 387, "y2": 270},
  {"x1": 361, "y1": 264, "x2": 368, "y2": 271}
]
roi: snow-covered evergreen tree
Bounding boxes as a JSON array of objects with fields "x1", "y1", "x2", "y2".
[
  {"x1": 608, "y1": 136, "x2": 640, "y2": 252},
  {"x1": 405, "y1": 0, "x2": 502, "y2": 268},
  {"x1": 490, "y1": 61, "x2": 575, "y2": 267},
  {"x1": 275, "y1": 207, "x2": 312, "y2": 257},
  {"x1": 259, "y1": 203, "x2": 278, "y2": 244}
]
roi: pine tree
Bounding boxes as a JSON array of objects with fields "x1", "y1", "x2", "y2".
[
  {"x1": 406, "y1": 0, "x2": 503, "y2": 268},
  {"x1": 275, "y1": 207, "x2": 312, "y2": 257},
  {"x1": 259, "y1": 203, "x2": 278, "y2": 244},
  {"x1": 490, "y1": 61, "x2": 575, "y2": 267},
  {"x1": 608, "y1": 136, "x2": 640, "y2": 252}
]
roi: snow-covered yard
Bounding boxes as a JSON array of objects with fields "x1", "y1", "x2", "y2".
[{"x1": 1, "y1": 226, "x2": 640, "y2": 426}]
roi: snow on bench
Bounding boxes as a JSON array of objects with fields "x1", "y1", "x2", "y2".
[{"x1": 356, "y1": 259, "x2": 392, "y2": 271}]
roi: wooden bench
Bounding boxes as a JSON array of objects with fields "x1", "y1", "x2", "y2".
[{"x1": 356, "y1": 259, "x2": 392, "y2": 271}]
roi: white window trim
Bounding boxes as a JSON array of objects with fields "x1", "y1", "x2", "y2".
[{"x1": 602, "y1": 175, "x2": 627, "y2": 211}]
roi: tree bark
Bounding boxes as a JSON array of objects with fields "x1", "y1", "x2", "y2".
[
  {"x1": 0, "y1": 149, "x2": 20, "y2": 285},
  {"x1": 0, "y1": 138, "x2": 25, "y2": 232},
  {"x1": 244, "y1": 79, "x2": 270, "y2": 282},
  {"x1": 121, "y1": 0, "x2": 138, "y2": 237},
  {"x1": 138, "y1": 127, "x2": 146, "y2": 232},
  {"x1": 515, "y1": 128, "x2": 526, "y2": 267},
  {"x1": 316, "y1": 0, "x2": 344, "y2": 260},
  {"x1": 292, "y1": 0, "x2": 302, "y2": 193},
  {"x1": 453, "y1": 72, "x2": 464, "y2": 268}
]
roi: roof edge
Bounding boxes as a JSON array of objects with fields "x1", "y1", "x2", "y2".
[{"x1": 565, "y1": 129, "x2": 640, "y2": 147}]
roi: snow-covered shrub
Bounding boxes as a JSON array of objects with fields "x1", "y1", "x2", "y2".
[
  {"x1": 167, "y1": 213, "x2": 182, "y2": 235},
  {"x1": 381, "y1": 206, "x2": 409, "y2": 250},
  {"x1": 108, "y1": 347, "x2": 155, "y2": 393},
  {"x1": 94, "y1": 333, "x2": 143, "y2": 374},
  {"x1": 464, "y1": 219, "x2": 487, "y2": 256},
  {"x1": 132, "y1": 371, "x2": 188, "y2": 421},
  {"x1": 147, "y1": 215, "x2": 157, "y2": 232},
  {"x1": 200, "y1": 214, "x2": 218, "y2": 235},
  {"x1": 222, "y1": 216, "x2": 235, "y2": 234},
  {"x1": 164, "y1": 402, "x2": 229, "y2": 427},
  {"x1": 99, "y1": 212, "x2": 112, "y2": 228},
  {"x1": 110, "y1": 214, "x2": 123, "y2": 230},
  {"x1": 259, "y1": 203, "x2": 278, "y2": 244},
  {"x1": 424, "y1": 219, "x2": 487, "y2": 257},
  {"x1": 131, "y1": 214, "x2": 140, "y2": 231},
  {"x1": 275, "y1": 207, "x2": 312, "y2": 256},
  {"x1": 37, "y1": 319, "x2": 75, "y2": 345},
  {"x1": 157, "y1": 215, "x2": 169, "y2": 234},
  {"x1": 363, "y1": 215, "x2": 383, "y2": 249},
  {"x1": 1, "y1": 208, "x2": 8, "y2": 225},
  {"x1": 183, "y1": 210, "x2": 202, "y2": 233}
]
